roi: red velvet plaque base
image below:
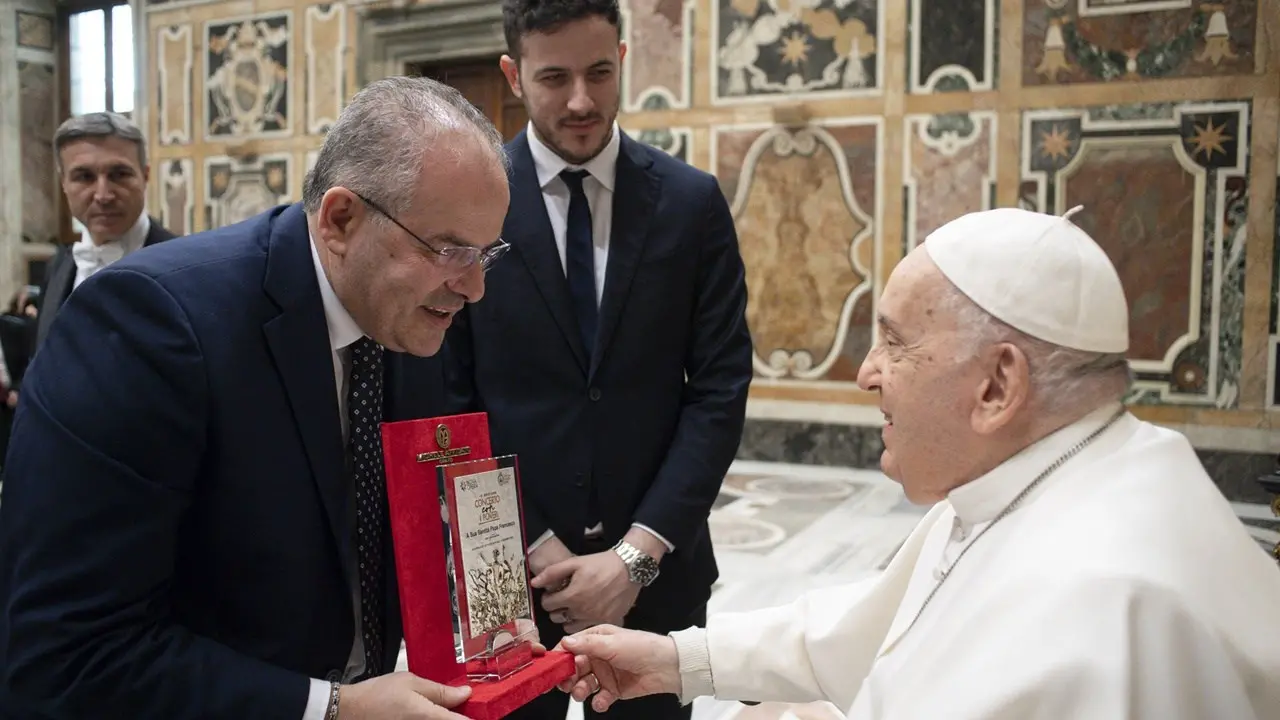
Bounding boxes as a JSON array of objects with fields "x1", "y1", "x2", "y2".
[
  {"x1": 381, "y1": 413, "x2": 574, "y2": 718},
  {"x1": 456, "y1": 651, "x2": 576, "y2": 720}
]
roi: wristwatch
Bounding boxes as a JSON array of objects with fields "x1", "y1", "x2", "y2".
[{"x1": 613, "y1": 540, "x2": 661, "y2": 586}]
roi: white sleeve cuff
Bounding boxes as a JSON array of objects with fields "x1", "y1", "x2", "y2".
[
  {"x1": 669, "y1": 626, "x2": 714, "y2": 705},
  {"x1": 302, "y1": 678, "x2": 331, "y2": 720},
  {"x1": 630, "y1": 523, "x2": 676, "y2": 553},
  {"x1": 527, "y1": 529, "x2": 556, "y2": 554}
]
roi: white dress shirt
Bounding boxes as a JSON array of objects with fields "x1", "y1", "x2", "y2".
[
  {"x1": 303, "y1": 236, "x2": 371, "y2": 720},
  {"x1": 522, "y1": 123, "x2": 674, "y2": 556},
  {"x1": 71, "y1": 212, "x2": 150, "y2": 288}
]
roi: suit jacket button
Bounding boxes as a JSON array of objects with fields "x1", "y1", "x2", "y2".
[
  {"x1": 588, "y1": 387, "x2": 601, "y2": 401},
  {"x1": 325, "y1": 670, "x2": 342, "y2": 682}
]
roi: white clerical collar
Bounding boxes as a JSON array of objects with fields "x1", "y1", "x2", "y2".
[
  {"x1": 946, "y1": 401, "x2": 1127, "y2": 527},
  {"x1": 526, "y1": 120, "x2": 621, "y2": 193},
  {"x1": 308, "y1": 234, "x2": 365, "y2": 351}
]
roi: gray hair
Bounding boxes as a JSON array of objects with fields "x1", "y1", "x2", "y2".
[
  {"x1": 302, "y1": 75, "x2": 509, "y2": 218},
  {"x1": 53, "y1": 112, "x2": 147, "y2": 171},
  {"x1": 938, "y1": 280, "x2": 1133, "y2": 414}
]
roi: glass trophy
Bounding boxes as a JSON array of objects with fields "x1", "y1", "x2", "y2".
[{"x1": 437, "y1": 454, "x2": 538, "y2": 680}]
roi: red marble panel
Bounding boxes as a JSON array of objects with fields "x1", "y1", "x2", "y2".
[{"x1": 1061, "y1": 142, "x2": 1197, "y2": 363}]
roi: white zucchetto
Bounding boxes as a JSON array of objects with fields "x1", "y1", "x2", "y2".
[{"x1": 922, "y1": 205, "x2": 1130, "y2": 354}]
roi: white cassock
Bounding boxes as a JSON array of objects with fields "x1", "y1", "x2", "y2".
[{"x1": 672, "y1": 402, "x2": 1280, "y2": 718}]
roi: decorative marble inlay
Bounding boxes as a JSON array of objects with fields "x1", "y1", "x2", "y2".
[
  {"x1": 631, "y1": 126, "x2": 693, "y2": 163},
  {"x1": 16, "y1": 11, "x2": 54, "y2": 51},
  {"x1": 903, "y1": 111, "x2": 996, "y2": 253},
  {"x1": 161, "y1": 159, "x2": 194, "y2": 237},
  {"x1": 305, "y1": 3, "x2": 347, "y2": 135},
  {"x1": 714, "y1": 121, "x2": 879, "y2": 381},
  {"x1": 205, "y1": 13, "x2": 291, "y2": 139},
  {"x1": 1023, "y1": 0, "x2": 1255, "y2": 86},
  {"x1": 621, "y1": 0, "x2": 694, "y2": 112},
  {"x1": 908, "y1": 0, "x2": 996, "y2": 92},
  {"x1": 1021, "y1": 100, "x2": 1250, "y2": 407},
  {"x1": 205, "y1": 154, "x2": 291, "y2": 229},
  {"x1": 158, "y1": 25, "x2": 194, "y2": 145},
  {"x1": 713, "y1": 0, "x2": 882, "y2": 103},
  {"x1": 19, "y1": 61, "x2": 57, "y2": 245}
]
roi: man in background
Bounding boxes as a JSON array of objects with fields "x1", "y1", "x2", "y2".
[
  {"x1": 36, "y1": 111, "x2": 177, "y2": 350},
  {"x1": 433, "y1": 0, "x2": 754, "y2": 717}
]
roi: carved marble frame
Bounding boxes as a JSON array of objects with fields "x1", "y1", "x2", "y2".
[{"x1": 357, "y1": 0, "x2": 507, "y2": 86}]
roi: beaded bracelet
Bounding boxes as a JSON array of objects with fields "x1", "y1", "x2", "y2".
[{"x1": 324, "y1": 681, "x2": 341, "y2": 720}]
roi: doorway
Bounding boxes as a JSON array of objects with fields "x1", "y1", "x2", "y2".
[{"x1": 407, "y1": 58, "x2": 528, "y2": 142}]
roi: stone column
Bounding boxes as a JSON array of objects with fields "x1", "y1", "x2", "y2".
[{"x1": 0, "y1": 0, "x2": 59, "y2": 305}]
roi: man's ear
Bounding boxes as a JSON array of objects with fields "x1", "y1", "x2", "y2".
[
  {"x1": 315, "y1": 188, "x2": 363, "y2": 258},
  {"x1": 499, "y1": 55, "x2": 522, "y2": 98},
  {"x1": 971, "y1": 343, "x2": 1030, "y2": 435}
]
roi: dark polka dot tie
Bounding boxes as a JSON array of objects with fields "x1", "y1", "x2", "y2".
[{"x1": 348, "y1": 336, "x2": 386, "y2": 677}]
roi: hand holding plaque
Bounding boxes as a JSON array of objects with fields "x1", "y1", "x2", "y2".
[{"x1": 381, "y1": 413, "x2": 575, "y2": 720}]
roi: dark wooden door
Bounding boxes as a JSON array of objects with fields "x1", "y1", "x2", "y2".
[{"x1": 407, "y1": 58, "x2": 528, "y2": 142}]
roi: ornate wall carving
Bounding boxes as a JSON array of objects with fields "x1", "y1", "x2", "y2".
[
  {"x1": 205, "y1": 154, "x2": 291, "y2": 229},
  {"x1": 205, "y1": 12, "x2": 292, "y2": 140}
]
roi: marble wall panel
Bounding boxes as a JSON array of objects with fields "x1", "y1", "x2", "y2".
[
  {"x1": 205, "y1": 13, "x2": 292, "y2": 140},
  {"x1": 19, "y1": 61, "x2": 57, "y2": 246},
  {"x1": 16, "y1": 11, "x2": 53, "y2": 50},
  {"x1": 157, "y1": 24, "x2": 194, "y2": 145},
  {"x1": 305, "y1": 3, "x2": 346, "y2": 134},
  {"x1": 631, "y1": 126, "x2": 693, "y2": 162},
  {"x1": 205, "y1": 154, "x2": 291, "y2": 229},
  {"x1": 1021, "y1": 100, "x2": 1251, "y2": 407},
  {"x1": 908, "y1": 0, "x2": 996, "y2": 92},
  {"x1": 160, "y1": 159, "x2": 194, "y2": 237},
  {"x1": 713, "y1": 0, "x2": 881, "y2": 104},
  {"x1": 621, "y1": 0, "x2": 694, "y2": 111},
  {"x1": 902, "y1": 111, "x2": 996, "y2": 253},
  {"x1": 1023, "y1": 0, "x2": 1255, "y2": 86},
  {"x1": 713, "y1": 120, "x2": 879, "y2": 381}
]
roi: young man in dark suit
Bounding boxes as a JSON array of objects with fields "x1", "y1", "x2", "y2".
[
  {"x1": 0, "y1": 77, "x2": 512, "y2": 720},
  {"x1": 35, "y1": 112, "x2": 179, "y2": 352},
  {"x1": 435, "y1": 0, "x2": 754, "y2": 717}
]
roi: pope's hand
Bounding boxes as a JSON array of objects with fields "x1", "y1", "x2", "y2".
[
  {"x1": 336, "y1": 672, "x2": 471, "y2": 719},
  {"x1": 532, "y1": 552, "x2": 641, "y2": 633},
  {"x1": 554, "y1": 625, "x2": 682, "y2": 713}
]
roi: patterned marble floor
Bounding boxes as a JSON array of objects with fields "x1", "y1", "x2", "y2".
[{"x1": 399, "y1": 459, "x2": 1279, "y2": 720}]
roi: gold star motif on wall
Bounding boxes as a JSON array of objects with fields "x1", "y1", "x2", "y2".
[
  {"x1": 778, "y1": 31, "x2": 811, "y2": 67},
  {"x1": 1187, "y1": 118, "x2": 1231, "y2": 161},
  {"x1": 1037, "y1": 124, "x2": 1073, "y2": 161}
]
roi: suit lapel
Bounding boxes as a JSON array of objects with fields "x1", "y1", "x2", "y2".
[
  {"x1": 505, "y1": 132, "x2": 589, "y2": 373},
  {"x1": 593, "y1": 134, "x2": 658, "y2": 378},
  {"x1": 261, "y1": 204, "x2": 355, "y2": 594}
]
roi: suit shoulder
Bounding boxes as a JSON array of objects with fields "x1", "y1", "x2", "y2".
[{"x1": 105, "y1": 206, "x2": 286, "y2": 291}]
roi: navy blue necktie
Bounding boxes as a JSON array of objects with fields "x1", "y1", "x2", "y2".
[
  {"x1": 560, "y1": 169, "x2": 597, "y2": 354},
  {"x1": 348, "y1": 336, "x2": 386, "y2": 678}
]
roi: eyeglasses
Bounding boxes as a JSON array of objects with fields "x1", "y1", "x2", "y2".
[{"x1": 351, "y1": 190, "x2": 510, "y2": 272}]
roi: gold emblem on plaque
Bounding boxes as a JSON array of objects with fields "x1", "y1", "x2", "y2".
[{"x1": 416, "y1": 422, "x2": 473, "y2": 463}]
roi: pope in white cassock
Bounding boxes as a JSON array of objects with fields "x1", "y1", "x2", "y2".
[{"x1": 551, "y1": 207, "x2": 1280, "y2": 719}]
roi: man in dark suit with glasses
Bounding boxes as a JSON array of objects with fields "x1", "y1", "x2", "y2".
[{"x1": 0, "y1": 76, "x2": 511, "y2": 720}]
